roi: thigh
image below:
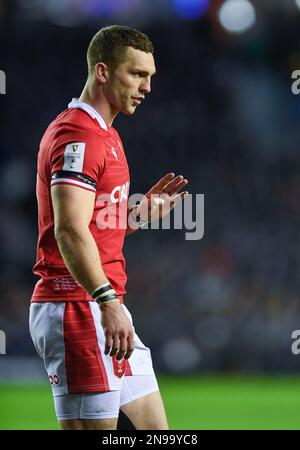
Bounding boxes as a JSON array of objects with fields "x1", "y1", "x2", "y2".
[
  {"x1": 121, "y1": 389, "x2": 168, "y2": 430},
  {"x1": 120, "y1": 305, "x2": 157, "y2": 377},
  {"x1": 120, "y1": 374, "x2": 159, "y2": 406},
  {"x1": 60, "y1": 418, "x2": 118, "y2": 430},
  {"x1": 120, "y1": 375, "x2": 168, "y2": 430}
]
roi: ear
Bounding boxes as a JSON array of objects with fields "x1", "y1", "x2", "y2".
[{"x1": 94, "y1": 62, "x2": 109, "y2": 84}]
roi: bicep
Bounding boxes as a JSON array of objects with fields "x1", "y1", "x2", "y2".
[{"x1": 51, "y1": 184, "x2": 95, "y2": 233}]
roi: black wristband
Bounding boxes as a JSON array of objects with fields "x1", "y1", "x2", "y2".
[
  {"x1": 91, "y1": 284, "x2": 112, "y2": 299},
  {"x1": 92, "y1": 283, "x2": 119, "y2": 305},
  {"x1": 96, "y1": 293, "x2": 119, "y2": 305}
]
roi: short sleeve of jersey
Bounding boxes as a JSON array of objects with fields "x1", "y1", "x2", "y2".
[{"x1": 50, "y1": 129, "x2": 106, "y2": 193}]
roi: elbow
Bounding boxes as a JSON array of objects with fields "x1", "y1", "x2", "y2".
[
  {"x1": 54, "y1": 222, "x2": 87, "y2": 243},
  {"x1": 54, "y1": 227, "x2": 67, "y2": 244},
  {"x1": 54, "y1": 226, "x2": 69, "y2": 244}
]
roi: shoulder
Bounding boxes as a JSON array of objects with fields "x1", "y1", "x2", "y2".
[
  {"x1": 54, "y1": 108, "x2": 105, "y2": 138},
  {"x1": 42, "y1": 108, "x2": 108, "y2": 152}
]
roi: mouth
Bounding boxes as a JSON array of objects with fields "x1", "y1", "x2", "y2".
[{"x1": 132, "y1": 96, "x2": 144, "y2": 106}]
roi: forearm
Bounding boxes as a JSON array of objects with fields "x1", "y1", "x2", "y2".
[
  {"x1": 56, "y1": 226, "x2": 134, "y2": 360},
  {"x1": 55, "y1": 227, "x2": 108, "y2": 294}
]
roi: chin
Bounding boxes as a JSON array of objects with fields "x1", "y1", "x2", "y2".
[{"x1": 123, "y1": 106, "x2": 137, "y2": 116}]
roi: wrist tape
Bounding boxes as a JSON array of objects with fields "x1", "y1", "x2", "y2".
[{"x1": 91, "y1": 283, "x2": 119, "y2": 305}]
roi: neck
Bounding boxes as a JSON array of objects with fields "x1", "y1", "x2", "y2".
[{"x1": 79, "y1": 78, "x2": 118, "y2": 127}]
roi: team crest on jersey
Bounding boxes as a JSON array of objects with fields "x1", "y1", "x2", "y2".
[
  {"x1": 63, "y1": 142, "x2": 85, "y2": 172},
  {"x1": 112, "y1": 355, "x2": 126, "y2": 378}
]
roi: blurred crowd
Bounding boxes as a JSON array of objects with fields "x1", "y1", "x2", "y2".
[{"x1": 1, "y1": 7, "x2": 300, "y2": 373}]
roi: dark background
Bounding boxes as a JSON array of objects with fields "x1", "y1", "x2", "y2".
[{"x1": 1, "y1": 0, "x2": 300, "y2": 375}]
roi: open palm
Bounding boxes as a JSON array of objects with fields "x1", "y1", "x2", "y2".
[{"x1": 138, "y1": 172, "x2": 189, "y2": 223}]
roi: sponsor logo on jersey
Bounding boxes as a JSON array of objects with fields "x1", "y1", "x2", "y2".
[
  {"x1": 95, "y1": 181, "x2": 130, "y2": 229},
  {"x1": 110, "y1": 181, "x2": 129, "y2": 204},
  {"x1": 49, "y1": 374, "x2": 60, "y2": 385}
]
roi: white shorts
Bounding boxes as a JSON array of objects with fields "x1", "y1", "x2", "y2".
[
  {"x1": 29, "y1": 301, "x2": 158, "y2": 420},
  {"x1": 53, "y1": 375, "x2": 159, "y2": 420}
]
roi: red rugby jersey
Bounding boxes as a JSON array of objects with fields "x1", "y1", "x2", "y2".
[{"x1": 31, "y1": 99, "x2": 130, "y2": 303}]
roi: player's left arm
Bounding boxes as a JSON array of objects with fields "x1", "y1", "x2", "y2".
[{"x1": 126, "y1": 172, "x2": 188, "y2": 236}]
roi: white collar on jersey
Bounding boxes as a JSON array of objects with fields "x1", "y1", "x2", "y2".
[{"x1": 68, "y1": 98, "x2": 108, "y2": 131}]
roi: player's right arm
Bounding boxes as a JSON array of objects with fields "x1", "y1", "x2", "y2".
[{"x1": 51, "y1": 178, "x2": 134, "y2": 361}]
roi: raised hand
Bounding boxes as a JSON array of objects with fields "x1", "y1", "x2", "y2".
[{"x1": 136, "y1": 173, "x2": 189, "y2": 224}]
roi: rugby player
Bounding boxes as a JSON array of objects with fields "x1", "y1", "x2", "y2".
[{"x1": 29, "y1": 25, "x2": 188, "y2": 430}]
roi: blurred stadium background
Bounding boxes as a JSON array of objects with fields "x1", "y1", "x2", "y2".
[{"x1": 1, "y1": 0, "x2": 300, "y2": 429}]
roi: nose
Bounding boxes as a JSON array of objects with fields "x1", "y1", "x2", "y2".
[{"x1": 140, "y1": 76, "x2": 151, "y2": 94}]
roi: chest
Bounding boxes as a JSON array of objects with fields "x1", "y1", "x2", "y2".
[{"x1": 97, "y1": 134, "x2": 130, "y2": 205}]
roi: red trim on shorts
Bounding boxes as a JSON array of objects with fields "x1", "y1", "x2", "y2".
[
  {"x1": 63, "y1": 302, "x2": 110, "y2": 394},
  {"x1": 125, "y1": 360, "x2": 133, "y2": 376}
]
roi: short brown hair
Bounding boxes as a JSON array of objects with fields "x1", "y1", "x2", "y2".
[{"x1": 87, "y1": 25, "x2": 154, "y2": 74}]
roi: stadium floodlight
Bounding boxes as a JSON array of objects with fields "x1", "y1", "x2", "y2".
[{"x1": 218, "y1": 0, "x2": 256, "y2": 34}]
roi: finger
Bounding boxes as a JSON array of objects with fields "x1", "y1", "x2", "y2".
[
  {"x1": 116, "y1": 349, "x2": 127, "y2": 361},
  {"x1": 163, "y1": 175, "x2": 184, "y2": 194},
  {"x1": 168, "y1": 179, "x2": 188, "y2": 195},
  {"x1": 164, "y1": 175, "x2": 188, "y2": 195},
  {"x1": 109, "y1": 336, "x2": 120, "y2": 357},
  {"x1": 124, "y1": 347, "x2": 135, "y2": 360},
  {"x1": 116, "y1": 334, "x2": 128, "y2": 361},
  {"x1": 163, "y1": 175, "x2": 187, "y2": 193},
  {"x1": 124, "y1": 332, "x2": 135, "y2": 360},
  {"x1": 148, "y1": 173, "x2": 175, "y2": 193},
  {"x1": 104, "y1": 334, "x2": 113, "y2": 355}
]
